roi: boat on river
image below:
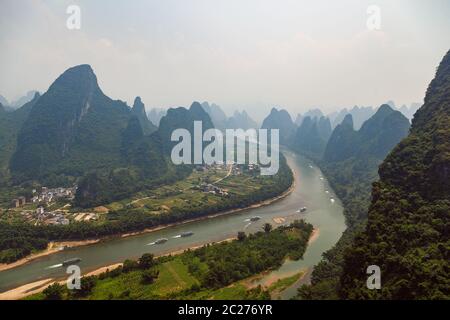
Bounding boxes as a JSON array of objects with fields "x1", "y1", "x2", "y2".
[
  {"x1": 181, "y1": 231, "x2": 194, "y2": 237},
  {"x1": 154, "y1": 238, "x2": 169, "y2": 244},
  {"x1": 62, "y1": 258, "x2": 81, "y2": 266}
]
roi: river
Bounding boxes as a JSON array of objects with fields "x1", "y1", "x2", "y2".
[{"x1": 0, "y1": 150, "x2": 346, "y2": 298}]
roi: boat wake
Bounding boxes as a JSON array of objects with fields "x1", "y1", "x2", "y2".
[
  {"x1": 46, "y1": 263, "x2": 63, "y2": 269},
  {"x1": 172, "y1": 235, "x2": 182, "y2": 238}
]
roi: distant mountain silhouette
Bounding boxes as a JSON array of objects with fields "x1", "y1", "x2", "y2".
[
  {"x1": 291, "y1": 116, "x2": 332, "y2": 159},
  {"x1": 147, "y1": 108, "x2": 166, "y2": 126},
  {"x1": 295, "y1": 108, "x2": 324, "y2": 126},
  {"x1": 397, "y1": 102, "x2": 421, "y2": 120},
  {"x1": 225, "y1": 110, "x2": 258, "y2": 130},
  {"x1": 329, "y1": 106, "x2": 375, "y2": 130},
  {"x1": 132, "y1": 96, "x2": 157, "y2": 135},
  {"x1": 0, "y1": 95, "x2": 8, "y2": 108},
  {"x1": 324, "y1": 105, "x2": 410, "y2": 163},
  {"x1": 157, "y1": 101, "x2": 214, "y2": 156},
  {"x1": 11, "y1": 90, "x2": 40, "y2": 109},
  {"x1": 261, "y1": 108, "x2": 296, "y2": 145},
  {"x1": 201, "y1": 102, "x2": 228, "y2": 130}
]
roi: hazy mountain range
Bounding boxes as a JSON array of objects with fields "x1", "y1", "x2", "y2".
[{"x1": 0, "y1": 90, "x2": 39, "y2": 111}]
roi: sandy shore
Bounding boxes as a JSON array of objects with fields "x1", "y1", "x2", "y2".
[
  {"x1": 0, "y1": 237, "x2": 237, "y2": 300},
  {"x1": 0, "y1": 171, "x2": 295, "y2": 274},
  {"x1": 1, "y1": 224, "x2": 314, "y2": 300},
  {"x1": 0, "y1": 279, "x2": 54, "y2": 300},
  {"x1": 308, "y1": 228, "x2": 320, "y2": 245},
  {"x1": 0, "y1": 240, "x2": 100, "y2": 272}
]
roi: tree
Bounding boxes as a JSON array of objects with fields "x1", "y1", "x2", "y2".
[
  {"x1": 237, "y1": 231, "x2": 247, "y2": 241},
  {"x1": 141, "y1": 268, "x2": 159, "y2": 284},
  {"x1": 122, "y1": 259, "x2": 138, "y2": 272},
  {"x1": 78, "y1": 276, "x2": 97, "y2": 297},
  {"x1": 263, "y1": 223, "x2": 272, "y2": 233},
  {"x1": 139, "y1": 253, "x2": 155, "y2": 269},
  {"x1": 43, "y1": 283, "x2": 64, "y2": 300}
]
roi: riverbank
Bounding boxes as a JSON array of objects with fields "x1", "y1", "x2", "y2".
[
  {"x1": 121, "y1": 171, "x2": 296, "y2": 238},
  {"x1": 0, "y1": 236, "x2": 239, "y2": 300},
  {"x1": 1, "y1": 226, "x2": 313, "y2": 300},
  {"x1": 0, "y1": 229, "x2": 319, "y2": 300},
  {"x1": 0, "y1": 240, "x2": 100, "y2": 272},
  {"x1": 0, "y1": 171, "x2": 295, "y2": 274}
]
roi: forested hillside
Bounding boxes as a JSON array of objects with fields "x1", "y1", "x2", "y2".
[
  {"x1": 0, "y1": 93, "x2": 40, "y2": 188},
  {"x1": 339, "y1": 50, "x2": 450, "y2": 300},
  {"x1": 297, "y1": 104, "x2": 410, "y2": 299}
]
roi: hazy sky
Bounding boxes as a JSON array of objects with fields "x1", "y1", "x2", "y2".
[{"x1": 1, "y1": 0, "x2": 449, "y2": 121}]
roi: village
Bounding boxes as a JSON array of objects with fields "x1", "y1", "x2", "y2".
[
  {"x1": 193, "y1": 163, "x2": 261, "y2": 197},
  {"x1": 3, "y1": 163, "x2": 262, "y2": 226},
  {"x1": 8, "y1": 185, "x2": 99, "y2": 226}
]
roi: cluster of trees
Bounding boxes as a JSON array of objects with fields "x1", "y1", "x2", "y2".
[
  {"x1": 183, "y1": 220, "x2": 313, "y2": 289},
  {"x1": 0, "y1": 227, "x2": 48, "y2": 263},
  {"x1": 74, "y1": 164, "x2": 191, "y2": 208},
  {"x1": 43, "y1": 253, "x2": 159, "y2": 300}
]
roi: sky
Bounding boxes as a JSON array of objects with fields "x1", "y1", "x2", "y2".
[{"x1": 0, "y1": 0, "x2": 449, "y2": 121}]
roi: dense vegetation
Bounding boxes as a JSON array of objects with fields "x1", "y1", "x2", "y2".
[
  {"x1": 0, "y1": 94, "x2": 40, "y2": 188},
  {"x1": 339, "y1": 50, "x2": 450, "y2": 299},
  {"x1": 31, "y1": 221, "x2": 313, "y2": 300},
  {"x1": 296, "y1": 105, "x2": 410, "y2": 299}
]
